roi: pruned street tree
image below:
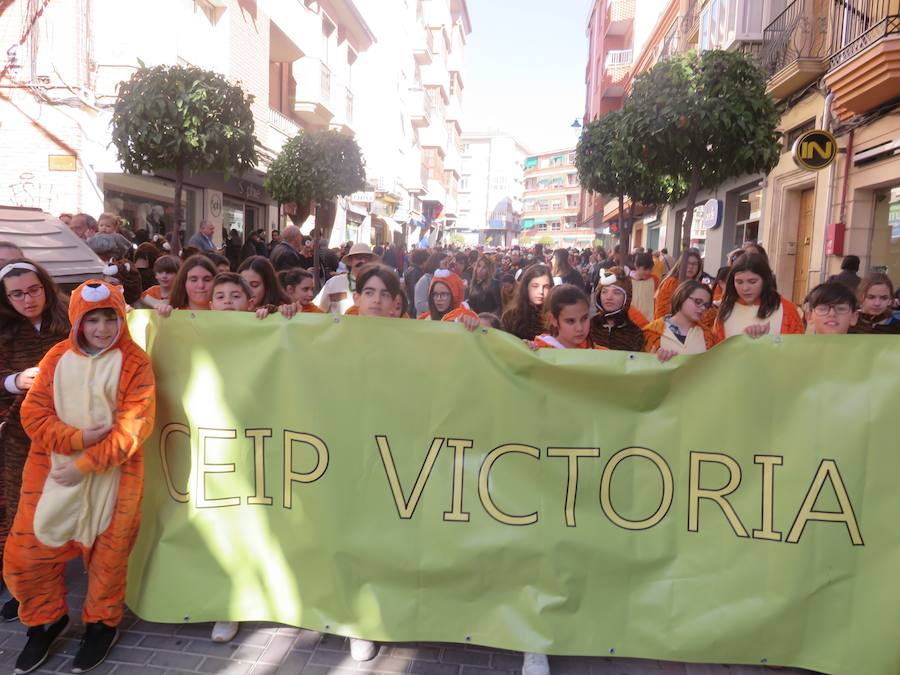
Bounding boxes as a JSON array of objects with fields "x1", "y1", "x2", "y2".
[
  {"x1": 111, "y1": 64, "x2": 258, "y2": 254},
  {"x1": 576, "y1": 108, "x2": 682, "y2": 255},
  {"x1": 264, "y1": 129, "x2": 366, "y2": 287},
  {"x1": 626, "y1": 49, "x2": 781, "y2": 265}
]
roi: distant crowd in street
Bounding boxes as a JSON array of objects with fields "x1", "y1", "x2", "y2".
[{"x1": 0, "y1": 209, "x2": 896, "y2": 674}]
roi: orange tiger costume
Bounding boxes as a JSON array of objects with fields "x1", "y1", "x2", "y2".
[{"x1": 4, "y1": 280, "x2": 155, "y2": 628}]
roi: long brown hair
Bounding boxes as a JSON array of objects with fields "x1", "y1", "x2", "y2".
[
  {"x1": 718, "y1": 253, "x2": 780, "y2": 321},
  {"x1": 469, "y1": 255, "x2": 496, "y2": 294},
  {"x1": 169, "y1": 254, "x2": 217, "y2": 309},
  {"x1": 662, "y1": 249, "x2": 703, "y2": 284},
  {"x1": 237, "y1": 255, "x2": 291, "y2": 306},
  {"x1": 501, "y1": 263, "x2": 553, "y2": 339},
  {"x1": 0, "y1": 259, "x2": 69, "y2": 344}
]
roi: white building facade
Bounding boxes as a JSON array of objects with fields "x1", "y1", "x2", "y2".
[
  {"x1": 0, "y1": 0, "x2": 374, "y2": 245},
  {"x1": 456, "y1": 131, "x2": 530, "y2": 247}
]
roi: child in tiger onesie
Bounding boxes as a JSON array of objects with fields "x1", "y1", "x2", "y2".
[{"x1": 4, "y1": 279, "x2": 155, "y2": 674}]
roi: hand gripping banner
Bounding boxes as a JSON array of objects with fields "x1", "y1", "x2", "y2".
[{"x1": 124, "y1": 311, "x2": 900, "y2": 675}]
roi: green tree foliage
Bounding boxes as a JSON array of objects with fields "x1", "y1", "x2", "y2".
[
  {"x1": 264, "y1": 129, "x2": 366, "y2": 212},
  {"x1": 265, "y1": 129, "x2": 366, "y2": 287},
  {"x1": 576, "y1": 109, "x2": 682, "y2": 252},
  {"x1": 627, "y1": 49, "x2": 781, "y2": 255},
  {"x1": 111, "y1": 64, "x2": 258, "y2": 252}
]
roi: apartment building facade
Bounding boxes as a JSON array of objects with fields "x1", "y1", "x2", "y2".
[
  {"x1": 608, "y1": 0, "x2": 900, "y2": 301},
  {"x1": 1, "y1": 0, "x2": 374, "y2": 246},
  {"x1": 581, "y1": 0, "x2": 668, "y2": 232},
  {"x1": 454, "y1": 131, "x2": 529, "y2": 247},
  {"x1": 521, "y1": 149, "x2": 594, "y2": 248},
  {"x1": 346, "y1": 0, "x2": 471, "y2": 248}
]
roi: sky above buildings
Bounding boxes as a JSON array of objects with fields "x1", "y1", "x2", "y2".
[{"x1": 463, "y1": 0, "x2": 590, "y2": 154}]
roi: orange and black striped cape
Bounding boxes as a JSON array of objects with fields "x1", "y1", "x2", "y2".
[{"x1": 4, "y1": 280, "x2": 155, "y2": 628}]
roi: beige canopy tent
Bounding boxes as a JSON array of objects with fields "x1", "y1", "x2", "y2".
[{"x1": 0, "y1": 206, "x2": 104, "y2": 285}]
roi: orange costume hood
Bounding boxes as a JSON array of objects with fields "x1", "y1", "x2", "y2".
[
  {"x1": 67, "y1": 279, "x2": 131, "y2": 356},
  {"x1": 429, "y1": 270, "x2": 466, "y2": 308}
]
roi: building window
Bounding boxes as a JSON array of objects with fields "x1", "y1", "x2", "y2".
[
  {"x1": 699, "y1": 0, "x2": 763, "y2": 51},
  {"x1": 551, "y1": 221, "x2": 561, "y2": 231},
  {"x1": 734, "y1": 189, "x2": 761, "y2": 246},
  {"x1": 460, "y1": 177, "x2": 470, "y2": 191},
  {"x1": 538, "y1": 222, "x2": 547, "y2": 231},
  {"x1": 871, "y1": 186, "x2": 900, "y2": 277},
  {"x1": 783, "y1": 119, "x2": 815, "y2": 154}
]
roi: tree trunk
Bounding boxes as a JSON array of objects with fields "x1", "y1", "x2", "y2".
[
  {"x1": 172, "y1": 163, "x2": 184, "y2": 256},
  {"x1": 310, "y1": 198, "x2": 337, "y2": 292},
  {"x1": 679, "y1": 167, "x2": 702, "y2": 276},
  {"x1": 626, "y1": 201, "x2": 636, "y2": 258},
  {"x1": 617, "y1": 193, "x2": 627, "y2": 260}
]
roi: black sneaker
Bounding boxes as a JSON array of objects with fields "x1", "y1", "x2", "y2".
[
  {"x1": 2, "y1": 596, "x2": 19, "y2": 622},
  {"x1": 71, "y1": 621, "x2": 118, "y2": 673},
  {"x1": 13, "y1": 614, "x2": 69, "y2": 674}
]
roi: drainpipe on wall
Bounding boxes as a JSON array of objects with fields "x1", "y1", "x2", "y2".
[{"x1": 819, "y1": 92, "x2": 836, "y2": 284}]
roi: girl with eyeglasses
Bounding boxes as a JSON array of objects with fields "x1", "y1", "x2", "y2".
[
  {"x1": 715, "y1": 254, "x2": 804, "y2": 341},
  {"x1": 643, "y1": 280, "x2": 717, "y2": 361},
  {"x1": 850, "y1": 273, "x2": 900, "y2": 335},
  {"x1": 0, "y1": 260, "x2": 70, "y2": 622},
  {"x1": 417, "y1": 270, "x2": 480, "y2": 329}
]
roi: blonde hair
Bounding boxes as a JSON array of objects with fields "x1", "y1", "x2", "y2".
[{"x1": 98, "y1": 212, "x2": 122, "y2": 231}]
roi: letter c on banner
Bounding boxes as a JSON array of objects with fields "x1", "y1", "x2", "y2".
[
  {"x1": 600, "y1": 447, "x2": 674, "y2": 530},
  {"x1": 478, "y1": 444, "x2": 540, "y2": 526},
  {"x1": 160, "y1": 423, "x2": 191, "y2": 503}
]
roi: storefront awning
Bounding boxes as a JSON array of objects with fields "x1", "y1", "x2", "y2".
[{"x1": 521, "y1": 219, "x2": 535, "y2": 230}]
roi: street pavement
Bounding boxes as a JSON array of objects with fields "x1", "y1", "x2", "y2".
[{"x1": 0, "y1": 563, "x2": 821, "y2": 675}]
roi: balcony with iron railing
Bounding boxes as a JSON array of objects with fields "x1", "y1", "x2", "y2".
[
  {"x1": 294, "y1": 58, "x2": 336, "y2": 127},
  {"x1": 683, "y1": 0, "x2": 700, "y2": 42},
  {"x1": 825, "y1": 0, "x2": 900, "y2": 118},
  {"x1": 408, "y1": 88, "x2": 432, "y2": 127},
  {"x1": 601, "y1": 48, "x2": 633, "y2": 98},
  {"x1": 829, "y1": 0, "x2": 900, "y2": 68},
  {"x1": 760, "y1": 0, "x2": 831, "y2": 100},
  {"x1": 268, "y1": 107, "x2": 301, "y2": 137},
  {"x1": 413, "y1": 21, "x2": 435, "y2": 64}
]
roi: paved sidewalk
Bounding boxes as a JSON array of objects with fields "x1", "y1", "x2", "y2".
[{"x1": 0, "y1": 564, "x2": 821, "y2": 675}]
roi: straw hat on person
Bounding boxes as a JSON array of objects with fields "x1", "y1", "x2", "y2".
[{"x1": 341, "y1": 242, "x2": 378, "y2": 263}]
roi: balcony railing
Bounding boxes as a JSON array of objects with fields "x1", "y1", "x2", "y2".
[
  {"x1": 829, "y1": 0, "x2": 900, "y2": 69},
  {"x1": 268, "y1": 107, "x2": 300, "y2": 137},
  {"x1": 760, "y1": 0, "x2": 831, "y2": 77},
  {"x1": 683, "y1": 0, "x2": 700, "y2": 36},
  {"x1": 605, "y1": 48, "x2": 634, "y2": 67}
]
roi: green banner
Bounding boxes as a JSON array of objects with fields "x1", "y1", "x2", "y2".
[{"x1": 124, "y1": 311, "x2": 900, "y2": 675}]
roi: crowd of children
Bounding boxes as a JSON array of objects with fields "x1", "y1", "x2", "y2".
[{"x1": 0, "y1": 228, "x2": 897, "y2": 673}]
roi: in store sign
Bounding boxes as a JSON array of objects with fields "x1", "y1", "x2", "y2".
[
  {"x1": 792, "y1": 129, "x2": 838, "y2": 171},
  {"x1": 238, "y1": 181, "x2": 264, "y2": 201},
  {"x1": 701, "y1": 199, "x2": 723, "y2": 230}
]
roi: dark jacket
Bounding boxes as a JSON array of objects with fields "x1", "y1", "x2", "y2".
[
  {"x1": 467, "y1": 278, "x2": 502, "y2": 315},
  {"x1": 827, "y1": 270, "x2": 861, "y2": 292},
  {"x1": 270, "y1": 241, "x2": 304, "y2": 271}
]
